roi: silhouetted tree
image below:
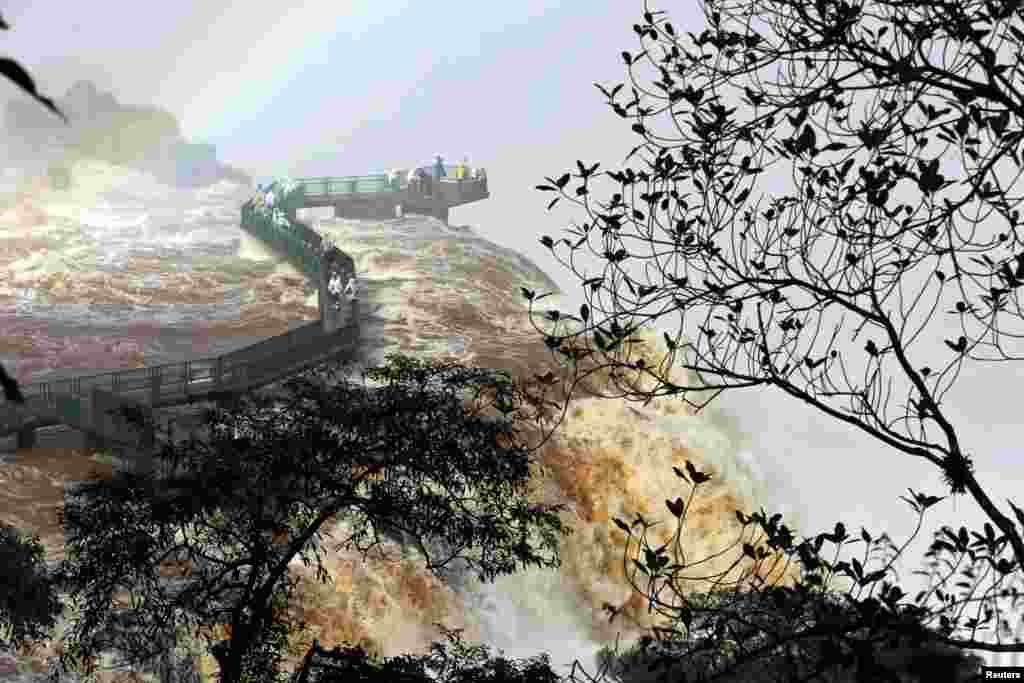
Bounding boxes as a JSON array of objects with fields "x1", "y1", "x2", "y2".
[
  {"x1": 49, "y1": 353, "x2": 572, "y2": 683},
  {"x1": 578, "y1": 464, "x2": 988, "y2": 682},
  {"x1": 0, "y1": 523, "x2": 65, "y2": 651},
  {"x1": 0, "y1": 10, "x2": 66, "y2": 405},
  {"x1": 288, "y1": 623, "x2": 563, "y2": 683},
  {"x1": 525, "y1": 0, "x2": 1024, "y2": 675}
]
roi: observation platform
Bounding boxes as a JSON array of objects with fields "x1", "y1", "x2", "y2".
[{"x1": 283, "y1": 168, "x2": 489, "y2": 224}]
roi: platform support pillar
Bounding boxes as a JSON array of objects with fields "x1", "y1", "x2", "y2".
[
  {"x1": 435, "y1": 202, "x2": 449, "y2": 224},
  {"x1": 16, "y1": 424, "x2": 35, "y2": 449}
]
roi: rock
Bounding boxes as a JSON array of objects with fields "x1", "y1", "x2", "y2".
[{"x1": 2, "y1": 80, "x2": 246, "y2": 189}]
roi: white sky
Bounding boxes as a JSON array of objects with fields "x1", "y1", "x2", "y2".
[{"x1": 3, "y1": 0, "x2": 1022, "y2": 667}]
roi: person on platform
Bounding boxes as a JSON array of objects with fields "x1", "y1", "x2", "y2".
[
  {"x1": 407, "y1": 168, "x2": 420, "y2": 194},
  {"x1": 327, "y1": 273, "x2": 344, "y2": 310},
  {"x1": 432, "y1": 154, "x2": 446, "y2": 183},
  {"x1": 454, "y1": 157, "x2": 465, "y2": 180},
  {"x1": 265, "y1": 188, "x2": 275, "y2": 209},
  {"x1": 343, "y1": 276, "x2": 360, "y2": 302},
  {"x1": 416, "y1": 166, "x2": 431, "y2": 196}
]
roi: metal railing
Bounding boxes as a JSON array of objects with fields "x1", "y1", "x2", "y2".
[{"x1": 294, "y1": 171, "x2": 486, "y2": 198}]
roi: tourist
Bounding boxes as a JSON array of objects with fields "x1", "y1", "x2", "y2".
[
  {"x1": 407, "y1": 168, "x2": 420, "y2": 194},
  {"x1": 328, "y1": 273, "x2": 345, "y2": 310},
  {"x1": 344, "y1": 276, "x2": 359, "y2": 302},
  {"x1": 432, "y1": 154, "x2": 446, "y2": 182},
  {"x1": 265, "y1": 188, "x2": 275, "y2": 208},
  {"x1": 454, "y1": 157, "x2": 465, "y2": 180},
  {"x1": 416, "y1": 166, "x2": 431, "y2": 196}
]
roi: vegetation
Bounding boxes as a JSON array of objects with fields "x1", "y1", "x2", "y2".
[
  {"x1": 286, "y1": 624, "x2": 562, "y2": 683},
  {"x1": 45, "y1": 353, "x2": 572, "y2": 683},
  {"x1": 522, "y1": 0, "x2": 1024, "y2": 677},
  {"x1": 581, "y1": 463, "x2": 986, "y2": 682},
  {"x1": 0, "y1": 523, "x2": 64, "y2": 650}
]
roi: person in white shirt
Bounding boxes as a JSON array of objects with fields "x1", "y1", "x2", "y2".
[
  {"x1": 327, "y1": 273, "x2": 344, "y2": 310},
  {"x1": 343, "y1": 276, "x2": 359, "y2": 302},
  {"x1": 265, "y1": 189, "x2": 275, "y2": 208}
]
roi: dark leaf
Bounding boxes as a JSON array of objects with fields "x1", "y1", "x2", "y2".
[
  {"x1": 0, "y1": 59, "x2": 66, "y2": 123},
  {"x1": 0, "y1": 364, "x2": 24, "y2": 403},
  {"x1": 944, "y1": 336, "x2": 968, "y2": 353},
  {"x1": 685, "y1": 460, "x2": 711, "y2": 484}
]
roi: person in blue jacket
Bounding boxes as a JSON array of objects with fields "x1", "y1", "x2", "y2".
[{"x1": 428, "y1": 154, "x2": 446, "y2": 196}]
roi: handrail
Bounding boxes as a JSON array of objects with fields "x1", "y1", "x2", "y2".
[{"x1": 293, "y1": 174, "x2": 486, "y2": 196}]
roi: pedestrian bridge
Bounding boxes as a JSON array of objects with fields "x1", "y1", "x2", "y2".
[
  {"x1": 0, "y1": 164, "x2": 491, "y2": 470},
  {"x1": 0, "y1": 193, "x2": 361, "y2": 470}
]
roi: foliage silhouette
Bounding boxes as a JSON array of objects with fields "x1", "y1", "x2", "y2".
[
  {"x1": 289, "y1": 623, "x2": 562, "y2": 683},
  {"x1": 523, "y1": 0, "x2": 1024, "y2": 676},
  {"x1": 580, "y1": 463, "x2": 987, "y2": 682},
  {"x1": 47, "y1": 353, "x2": 572, "y2": 683},
  {"x1": 0, "y1": 523, "x2": 65, "y2": 651}
]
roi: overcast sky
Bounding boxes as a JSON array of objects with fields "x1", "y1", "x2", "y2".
[{"x1": 4, "y1": 0, "x2": 1023, "y2": 666}]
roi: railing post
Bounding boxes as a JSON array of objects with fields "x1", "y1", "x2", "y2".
[
  {"x1": 91, "y1": 386, "x2": 104, "y2": 436},
  {"x1": 151, "y1": 366, "x2": 161, "y2": 405},
  {"x1": 16, "y1": 423, "x2": 36, "y2": 449}
]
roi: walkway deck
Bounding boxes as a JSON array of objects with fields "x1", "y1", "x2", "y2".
[{"x1": 284, "y1": 168, "x2": 488, "y2": 223}]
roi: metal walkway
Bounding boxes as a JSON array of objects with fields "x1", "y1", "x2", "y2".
[
  {"x1": 0, "y1": 164, "x2": 492, "y2": 462},
  {"x1": 0, "y1": 195, "x2": 362, "y2": 459}
]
